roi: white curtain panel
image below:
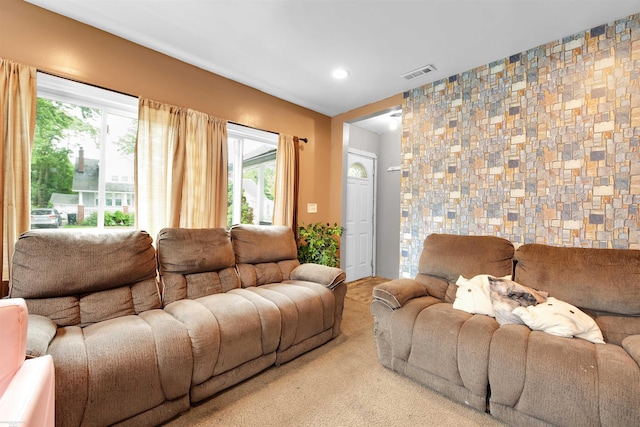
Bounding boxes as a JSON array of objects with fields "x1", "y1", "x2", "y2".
[{"x1": 136, "y1": 98, "x2": 227, "y2": 242}]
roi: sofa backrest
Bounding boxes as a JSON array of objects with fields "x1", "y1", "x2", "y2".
[
  {"x1": 416, "y1": 233, "x2": 515, "y2": 303},
  {"x1": 514, "y1": 244, "x2": 640, "y2": 344},
  {"x1": 514, "y1": 244, "x2": 640, "y2": 315},
  {"x1": 230, "y1": 224, "x2": 300, "y2": 287},
  {"x1": 156, "y1": 227, "x2": 240, "y2": 306},
  {"x1": 10, "y1": 229, "x2": 160, "y2": 327}
]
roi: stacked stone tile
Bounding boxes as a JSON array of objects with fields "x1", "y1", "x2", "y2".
[{"x1": 401, "y1": 13, "x2": 640, "y2": 277}]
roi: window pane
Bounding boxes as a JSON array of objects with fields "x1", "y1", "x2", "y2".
[
  {"x1": 104, "y1": 113, "x2": 136, "y2": 226},
  {"x1": 348, "y1": 162, "x2": 368, "y2": 178},
  {"x1": 227, "y1": 124, "x2": 278, "y2": 228},
  {"x1": 243, "y1": 161, "x2": 276, "y2": 225},
  {"x1": 33, "y1": 73, "x2": 137, "y2": 230},
  {"x1": 32, "y1": 98, "x2": 101, "y2": 228},
  {"x1": 227, "y1": 137, "x2": 243, "y2": 228}
]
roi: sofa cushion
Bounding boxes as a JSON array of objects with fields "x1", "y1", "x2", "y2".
[
  {"x1": 589, "y1": 311, "x2": 640, "y2": 346},
  {"x1": 161, "y1": 269, "x2": 241, "y2": 306},
  {"x1": 23, "y1": 278, "x2": 163, "y2": 328},
  {"x1": 156, "y1": 228, "x2": 241, "y2": 305},
  {"x1": 11, "y1": 230, "x2": 157, "y2": 298},
  {"x1": 24, "y1": 314, "x2": 57, "y2": 358},
  {"x1": 416, "y1": 234, "x2": 515, "y2": 302},
  {"x1": 514, "y1": 244, "x2": 640, "y2": 316},
  {"x1": 414, "y1": 274, "x2": 450, "y2": 301},
  {"x1": 157, "y1": 227, "x2": 235, "y2": 275},
  {"x1": 11, "y1": 230, "x2": 161, "y2": 326},
  {"x1": 622, "y1": 335, "x2": 640, "y2": 367},
  {"x1": 231, "y1": 225, "x2": 301, "y2": 287},
  {"x1": 489, "y1": 326, "x2": 640, "y2": 426},
  {"x1": 405, "y1": 302, "x2": 499, "y2": 408},
  {"x1": 163, "y1": 289, "x2": 281, "y2": 390},
  {"x1": 246, "y1": 281, "x2": 335, "y2": 352},
  {"x1": 48, "y1": 313, "x2": 192, "y2": 427},
  {"x1": 23, "y1": 297, "x2": 80, "y2": 327},
  {"x1": 231, "y1": 224, "x2": 298, "y2": 264}
]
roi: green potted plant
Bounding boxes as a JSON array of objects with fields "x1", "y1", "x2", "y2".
[{"x1": 297, "y1": 222, "x2": 344, "y2": 268}]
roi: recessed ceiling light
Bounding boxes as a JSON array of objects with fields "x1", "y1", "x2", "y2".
[{"x1": 332, "y1": 68, "x2": 350, "y2": 80}]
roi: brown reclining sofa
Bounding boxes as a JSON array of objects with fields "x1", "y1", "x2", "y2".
[
  {"x1": 9, "y1": 224, "x2": 346, "y2": 426},
  {"x1": 371, "y1": 233, "x2": 640, "y2": 427}
]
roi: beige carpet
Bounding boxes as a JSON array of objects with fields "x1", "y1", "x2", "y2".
[{"x1": 163, "y1": 278, "x2": 505, "y2": 427}]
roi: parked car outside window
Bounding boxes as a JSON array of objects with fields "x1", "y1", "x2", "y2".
[{"x1": 31, "y1": 208, "x2": 62, "y2": 228}]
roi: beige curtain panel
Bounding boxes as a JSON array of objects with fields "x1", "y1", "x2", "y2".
[
  {"x1": 273, "y1": 134, "x2": 299, "y2": 232},
  {"x1": 0, "y1": 59, "x2": 36, "y2": 282},
  {"x1": 181, "y1": 110, "x2": 228, "y2": 229},
  {"x1": 136, "y1": 98, "x2": 227, "y2": 242}
]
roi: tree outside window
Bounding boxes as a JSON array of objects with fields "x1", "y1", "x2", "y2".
[{"x1": 34, "y1": 73, "x2": 137, "y2": 229}]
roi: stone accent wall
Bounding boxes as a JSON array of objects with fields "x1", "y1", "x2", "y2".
[{"x1": 400, "y1": 13, "x2": 640, "y2": 277}]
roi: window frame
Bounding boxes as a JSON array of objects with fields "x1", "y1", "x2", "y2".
[
  {"x1": 35, "y1": 72, "x2": 138, "y2": 229},
  {"x1": 227, "y1": 123, "x2": 278, "y2": 227}
]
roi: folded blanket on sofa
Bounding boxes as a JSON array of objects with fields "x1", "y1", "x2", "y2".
[
  {"x1": 452, "y1": 274, "x2": 604, "y2": 343},
  {"x1": 513, "y1": 297, "x2": 605, "y2": 344},
  {"x1": 488, "y1": 276, "x2": 548, "y2": 325},
  {"x1": 453, "y1": 274, "x2": 547, "y2": 325},
  {"x1": 453, "y1": 274, "x2": 506, "y2": 317}
]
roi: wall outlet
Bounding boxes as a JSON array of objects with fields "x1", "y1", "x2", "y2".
[{"x1": 307, "y1": 203, "x2": 318, "y2": 213}]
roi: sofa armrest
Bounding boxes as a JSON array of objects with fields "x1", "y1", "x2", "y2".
[
  {"x1": 372, "y1": 278, "x2": 428, "y2": 309},
  {"x1": 290, "y1": 263, "x2": 346, "y2": 290},
  {"x1": 623, "y1": 335, "x2": 640, "y2": 367},
  {"x1": 26, "y1": 314, "x2": 57, "y2": 358}
]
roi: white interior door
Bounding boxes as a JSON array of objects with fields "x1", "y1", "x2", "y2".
[{"x1": 345, "y1": 151, "x2": 376, "y2": 282}]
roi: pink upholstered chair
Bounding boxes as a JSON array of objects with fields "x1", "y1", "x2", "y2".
[{"x1": 0, "y1": 298, "x2": 55, "y2": 427}]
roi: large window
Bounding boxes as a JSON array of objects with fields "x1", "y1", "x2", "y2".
[
  {"x1": 33, "y1": 75, "x2": 278, "y2": 232},
  {"x1": 227, "y1": 123, "x2": 277, "y2": 228},
  {"x1": 33, "y1": 73, "x2": 138, "y2": 229}
]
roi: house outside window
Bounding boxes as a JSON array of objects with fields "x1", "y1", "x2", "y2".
[
  {"x1": 34, "y1": 73, "x2": 138, "y2": 229},
  {"x1": 227, "y1": 123, "x2": 277, "y2": 228}
]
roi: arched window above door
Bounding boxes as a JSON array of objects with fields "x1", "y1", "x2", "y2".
[{"x1": 348, "y1": 162, "x2": 367, "y2": 178}]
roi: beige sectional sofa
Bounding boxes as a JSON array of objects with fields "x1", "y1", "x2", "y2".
[
  {"x1": 155, "y1": 225, "x2": 346, "y2": 404},
  {"x1": 371, "y1": 233, "x2": 640, "y2": 427},
  {"x1": 9, "y1": 224, "x2": 346, "y2": 427}
]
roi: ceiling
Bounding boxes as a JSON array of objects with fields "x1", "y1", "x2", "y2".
[{"x1": 27, "y1": 0, "x2": 640, "y2": 125}]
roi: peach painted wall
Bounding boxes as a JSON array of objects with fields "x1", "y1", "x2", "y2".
[
  {"x1": 0, "y1": 0, "x2": 337, "y2": 226},
  {"x1": 329, "y1": 94, "x2": 403, "y2": 219}
]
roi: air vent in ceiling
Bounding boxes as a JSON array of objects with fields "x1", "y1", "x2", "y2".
[{"x1": 401, "y1": 64, "x2": 436, "y2": 80}]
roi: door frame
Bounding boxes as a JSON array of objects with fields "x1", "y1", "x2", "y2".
[{"x1": 344, "y1": 147, "x2": 377, "y2": 280}]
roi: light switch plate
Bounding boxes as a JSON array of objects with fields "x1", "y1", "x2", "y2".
[{"x1": 307, "y1": 203, "x2": 317, "y2": 213}]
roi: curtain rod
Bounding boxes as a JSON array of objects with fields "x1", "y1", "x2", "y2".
[
  {"x1": 37, "y1": 70, "x2": 137, "y2": 99},
  {"x1": 228, "y1": 121, "x2": 308, "y2": 143}
]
